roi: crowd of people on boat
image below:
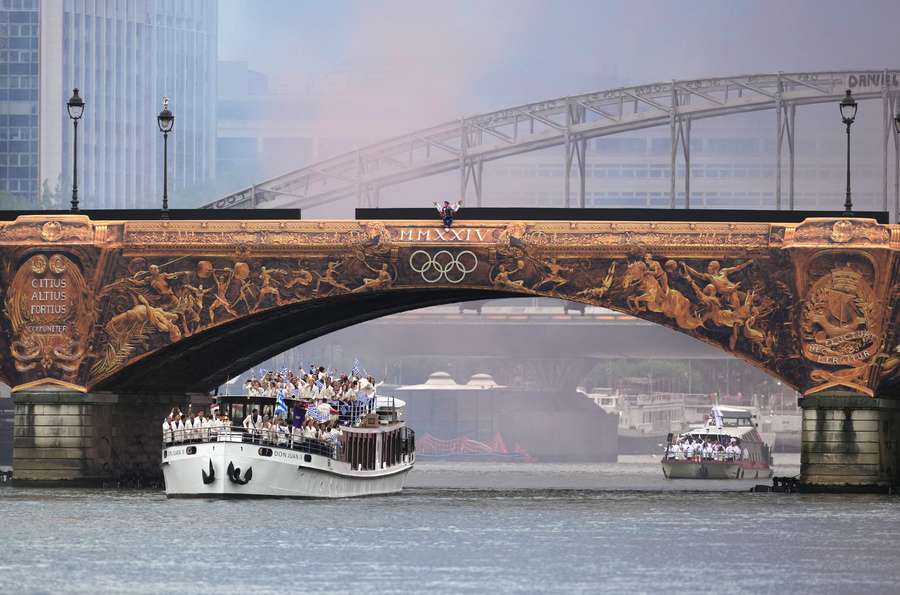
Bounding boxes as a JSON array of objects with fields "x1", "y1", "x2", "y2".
[
  {"x1": 243, "y1": 366, "x2": 380, "y2": 403},
  {"x1": 162, "y1": 408, "x2": 228, "y2": 444},
  {"x1": 162, "y1": 362, "x2": 383, "y2": 448},
  {"x1": 665, "y1": 436, "x2": 746, "y2": 462}
]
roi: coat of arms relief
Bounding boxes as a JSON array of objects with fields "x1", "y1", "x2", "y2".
[{"x1": 799, "y1": 252, "x2": 881, "y2": 396}]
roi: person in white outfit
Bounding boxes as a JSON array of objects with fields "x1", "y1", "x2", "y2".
[
  {"x1": 162, "y1": 413, "x2": 174, "y2": 445},
  {"x1": 174, "y1": 414, "x2": 186, "y2": 443}
]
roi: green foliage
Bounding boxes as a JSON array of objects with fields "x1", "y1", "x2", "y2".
[{"x1": 39, "y1": 175, "x2": 67, "y2": 210}]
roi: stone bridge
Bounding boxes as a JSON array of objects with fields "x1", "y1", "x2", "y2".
[{"x1": 3, "y1": 213, "x2": 900, "y2": 490}]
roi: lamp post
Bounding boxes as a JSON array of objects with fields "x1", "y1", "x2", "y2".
[
  {"x1": 156, "y1": 97, "x2": 174, "y2": 219},
  {"x1": 66, "y1": 88, "x2": 84, "y2": 212},
  {"x1": 840, "y1": 89, "x2": 858, "y2": 216}
]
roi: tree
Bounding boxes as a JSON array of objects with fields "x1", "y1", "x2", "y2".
[{"x1": 39, "y1": 174, "x2": 67, "y2": 210}]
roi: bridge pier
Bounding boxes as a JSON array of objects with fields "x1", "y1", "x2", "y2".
[
  {"x1": 13, "y1": 391, "x2": 208, "y2": 486},
  {"x1": 799, "y1": 395, "x2": 900, "y2": 493}
]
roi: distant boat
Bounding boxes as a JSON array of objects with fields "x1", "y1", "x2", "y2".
[{"x1": 661, "y1": 406, "x2": 772, "y2": 480}]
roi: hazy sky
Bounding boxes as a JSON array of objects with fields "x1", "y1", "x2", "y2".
[{"x1": 218, "y1": 0, "x2": 900, "y2": 134}]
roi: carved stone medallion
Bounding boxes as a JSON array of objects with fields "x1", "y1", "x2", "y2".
[{"x1": 800, "y1": 257, "x2": 879, "y2": 395}]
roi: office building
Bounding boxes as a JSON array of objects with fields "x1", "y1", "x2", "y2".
[{"x1": 0, "y1": 0, "x2": 217, "y2": 209}]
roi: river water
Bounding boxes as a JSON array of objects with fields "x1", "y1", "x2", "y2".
[{"x1": 1, "y1": 454, "x2": 899, "y2": 594}]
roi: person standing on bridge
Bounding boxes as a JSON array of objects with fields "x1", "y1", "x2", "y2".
[{"x1": 434, "y1": 200, "x2": 462, "y2": 232}]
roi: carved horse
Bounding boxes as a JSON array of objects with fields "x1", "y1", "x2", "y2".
[{"x1": 621, "y1": 260, "x2": 703, "y2": 330}]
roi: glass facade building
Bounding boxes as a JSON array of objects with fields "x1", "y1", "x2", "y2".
[
  {"x1": 0, "y1": 0, "x2": 40, "y2": 203},
  {"x1": 0, "y1": 0, "x2": 217, "y2": 209}
]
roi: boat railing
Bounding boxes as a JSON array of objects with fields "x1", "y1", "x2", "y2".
[
  {"x1": 663, "y1": 444, "x2": 743, "y2": 462},
  {"x1": 163, "y1": 426, "x2": 341, "y2": 459},
  {"x1": 215, "y1": 392, "x2": 381, "y2": 428}
]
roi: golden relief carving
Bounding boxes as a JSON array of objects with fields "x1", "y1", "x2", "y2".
[
  {"x1": 0, "y1": 216, "x2": 93, "y2": 244},
  {"x1": 793, "y1": 218, "x2": 891, "y2": 245},
  {"x1": 41, "y1": 221, "x2": 63, "y2": 242},
  {"x1": 4, "y1": 253, "x2": 93, "y2": 383},
  {"x1": 483, "y1": 242, "x2": 787, "y2": 376},
  {"x1": 1, "y1": 215, "x2": 899, "y2": 398},
  {"x1": 798, "y1": 254, "x2": 881, "y2": 396}
]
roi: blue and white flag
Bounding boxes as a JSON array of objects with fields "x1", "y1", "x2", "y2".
[
  {"x1": 712, "y1": 405, "x2": 724, "y2": 430},
  {"x1": 306, "y1": 406, "x2": 327, "y2": 423},
  {"x1": 351, "y1": 358, "x2": 360, "y2": 377},
  {"x1": 275, "y1": 388, "x2": 288, "y2": 417}
]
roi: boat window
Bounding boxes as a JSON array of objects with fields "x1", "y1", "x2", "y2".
[
  {"x1": 258, "y1": 448, "x2": 273, "y2": 457},
  {"x1": 186, "y1": 446, "x2": 196, "y2": 455},
  {"x1": 304, "y1": 454, "x2": 312, "y2": 463}
]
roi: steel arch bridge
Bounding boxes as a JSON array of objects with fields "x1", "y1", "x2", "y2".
[{"x1": 203, "y1": 70, "x2": 900, "y2": 216}]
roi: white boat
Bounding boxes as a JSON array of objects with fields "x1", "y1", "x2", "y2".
[
  {"x1": 661, "y1": 406, "x2": 773, "y2": 480},
  {"x1": 162, "y1": 394, "x2": 415, "y2": 498}
]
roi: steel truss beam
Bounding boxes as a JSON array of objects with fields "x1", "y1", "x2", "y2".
[{"x1": 201, "y1": 70, "x2": 900, "y2": 213}]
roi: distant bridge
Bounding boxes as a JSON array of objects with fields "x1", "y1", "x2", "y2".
[
  {"x1": 309, "y1": 303, "x2": 728, "y2": 360},
  {"x1": 203, "y1": 70, "x2": 900, "y2": 216}
]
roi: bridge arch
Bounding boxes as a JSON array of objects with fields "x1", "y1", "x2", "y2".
[
  {"x1": 95, "y1": 288, "x2": 522, "y2": 393},
  {"x1": 0, "y1": 215, "x2": 895, "y2": 400}
]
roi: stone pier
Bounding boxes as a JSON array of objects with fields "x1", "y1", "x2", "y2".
[
  {"x1": 13, "y1": 391, "x2": 208, "y2": 486},
  {"x1": 799, "y1": 395, "x2": 900, "y2": 492}
]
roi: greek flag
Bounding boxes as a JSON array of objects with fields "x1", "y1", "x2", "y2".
[
  {"x1": 314, "y1": 379, "x2": 324, "y2": 391},
  {"x1": 275, "y1": 388, "x2": 288, "y2": 417},
  {"x1": 306, "y1": 406, "x2": 327, "y2": 423},
  {"x1": 351, "y1": 358, "x2": 360, "y2": 377},
  {"x1": 281, "y1": 367, "x2": 289, "y2": 376}
]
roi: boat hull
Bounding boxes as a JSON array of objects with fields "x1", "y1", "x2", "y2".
[
  {"x1": 162, "y1": 440, "x2": 413, "y2": 498},
  {"x1": 661, "y1": 459, "x2": 772, "y2": 480}
]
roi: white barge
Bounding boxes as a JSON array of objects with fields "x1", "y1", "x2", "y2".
[{"x1": 162, "y1": 395, "x2": 415, "y2": 498}]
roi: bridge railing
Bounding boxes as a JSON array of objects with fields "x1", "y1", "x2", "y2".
[{"x1": 201, "y1": 69, "x2": 900, "y2": 214}]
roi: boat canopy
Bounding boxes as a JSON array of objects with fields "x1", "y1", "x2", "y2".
[{"x1": 717, "y1": 406, "x2": 754, "y2": 419}]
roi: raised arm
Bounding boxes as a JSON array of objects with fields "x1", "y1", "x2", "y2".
[{"x1": 721, "y1": 260, "x2": 753, "y2": 275}]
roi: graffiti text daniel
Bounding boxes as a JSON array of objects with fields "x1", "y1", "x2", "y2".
[{"x1": 394, "y1": 228, "x2": 495, "y2": 242}]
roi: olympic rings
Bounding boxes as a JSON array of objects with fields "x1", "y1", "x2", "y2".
[{"x1": 409, "y1": 250, "x2": 478, "y2": 284}]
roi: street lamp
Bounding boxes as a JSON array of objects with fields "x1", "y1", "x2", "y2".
[
  {"x1": 840, "y1": 89, "x2": 858, "y2": 216},
  {"x1": 66, "y1": 88, "x2": 84, "y2": 212},
  {"x1": 156, "y1": 96, "x2": 174, "y2": 219}
]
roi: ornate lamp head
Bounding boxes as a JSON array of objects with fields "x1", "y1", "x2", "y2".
[
  {"x1": 840, "y1": 89, "x2": 857, "y2": 125},
  {"x1": 66, "y1": 88, "x2": 84, "y2": 120},
  {"x1": 157, "y1": 96, "x2": 174, "y2": 133}
]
